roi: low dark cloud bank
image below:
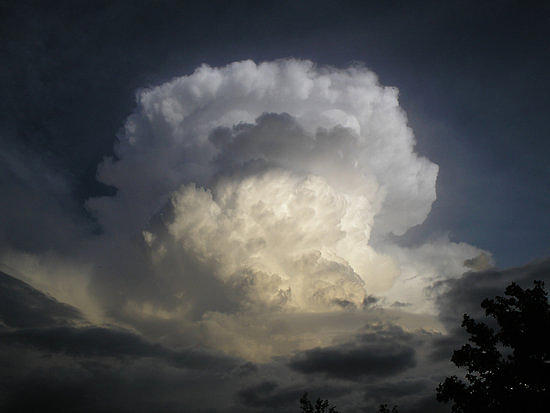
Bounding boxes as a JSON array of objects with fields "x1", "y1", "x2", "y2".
[
  {"x1": 289, "y1": 325, "x2": 417, "y2": 381},
  {"x1": 0, "y1": 326, "x2": 238, "y2": 372},
  {"x1": 0, "y1": 270, "x2": 83, "y2": 328},
  {"x1": 0, "y1": 271, "x2": 244, "y2": 412},
  {"x1": 2, "y1": 257, "x2": 550, "y2": 411}
]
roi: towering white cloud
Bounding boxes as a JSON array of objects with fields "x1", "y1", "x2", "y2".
[
  {"x1": 88, "y1": 60, "x2": 437, "y2": 237},
  {"x1": 80, "y1": 60, "x2": 486, "y2": 359}
]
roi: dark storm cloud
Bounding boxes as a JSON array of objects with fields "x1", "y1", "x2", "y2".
[
  {"x1": 0, "y1": 270, "x2": 238, "y2": 370},
  {"x1": 0, "y1": 269, "x2": 248, "y2": 412},
  {"x1": 0, "y1": 349, "x2": 242, "y2": 413},
  {"x1": 289, "y1": 344, "x2": 415, "y2": 381},
  {"x1": 0, "y1": 326, "x2": 237, "y2": 371},
  {"x1": 289, "y1": 324, "x2": 417, "y2": 381},
  {"x1": 0, "y1": 270, "x2": 83, "y2": 328}
]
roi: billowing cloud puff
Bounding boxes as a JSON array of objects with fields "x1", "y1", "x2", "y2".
[
  {"x1": 166, "y1": 171, "x2": 382, "y2": 310},
  {"x1": 88, "y1": 60, "x2": 437, "y2": 237},
  {"x1": 75, "y1": 60, "x2": 486, "y2": 359}
]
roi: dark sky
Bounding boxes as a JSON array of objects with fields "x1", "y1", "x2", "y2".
[{"x1": 1, "y1": 1, "x2": 550, "y2": 412}]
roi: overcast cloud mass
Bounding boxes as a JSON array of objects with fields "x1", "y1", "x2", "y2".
[{"x1": 2, "y1": 1, "x2": 549, "y2": 412}]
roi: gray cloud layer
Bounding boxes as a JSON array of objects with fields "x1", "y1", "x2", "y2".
[
  {"x1": 289, "y1": 324, "x2": 417, "y2": 380},
  {"x1": 2, "y1": 258, "x2": 550, "y2": 412}
]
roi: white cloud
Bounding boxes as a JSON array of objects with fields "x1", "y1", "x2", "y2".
[
  {"x1": 27, "y1": 59, "x2": 486, "y2": 360},
  {"x1": 88, "y1": 59, "x2": 437, "y2": 237}
]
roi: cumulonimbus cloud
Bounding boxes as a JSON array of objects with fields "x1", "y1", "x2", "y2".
[{"x1": 7, "y1": 59, "x2": 487, "y2": 361}]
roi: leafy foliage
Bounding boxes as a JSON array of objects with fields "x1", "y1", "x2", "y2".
[
  {"x1": 300, "y1": 392, "x2": 339, "y2": 413},
  {"x1": 437, "y1": 280, "x2": 550, "y2": 412}
]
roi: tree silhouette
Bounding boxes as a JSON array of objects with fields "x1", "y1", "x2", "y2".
[
  {"x1": 377, "y1": 403, "x2": 399, "y2": 412},
  {"x1": 437, "y1": 280, "x2": 550, "y2": 412},
  {"x1": 299, "y1": 392, "x2": 339, "y2": 413}
]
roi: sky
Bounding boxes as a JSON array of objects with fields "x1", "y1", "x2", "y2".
[{"x1": 1, "y1": 1, "x2": 550, "y2": 412}]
